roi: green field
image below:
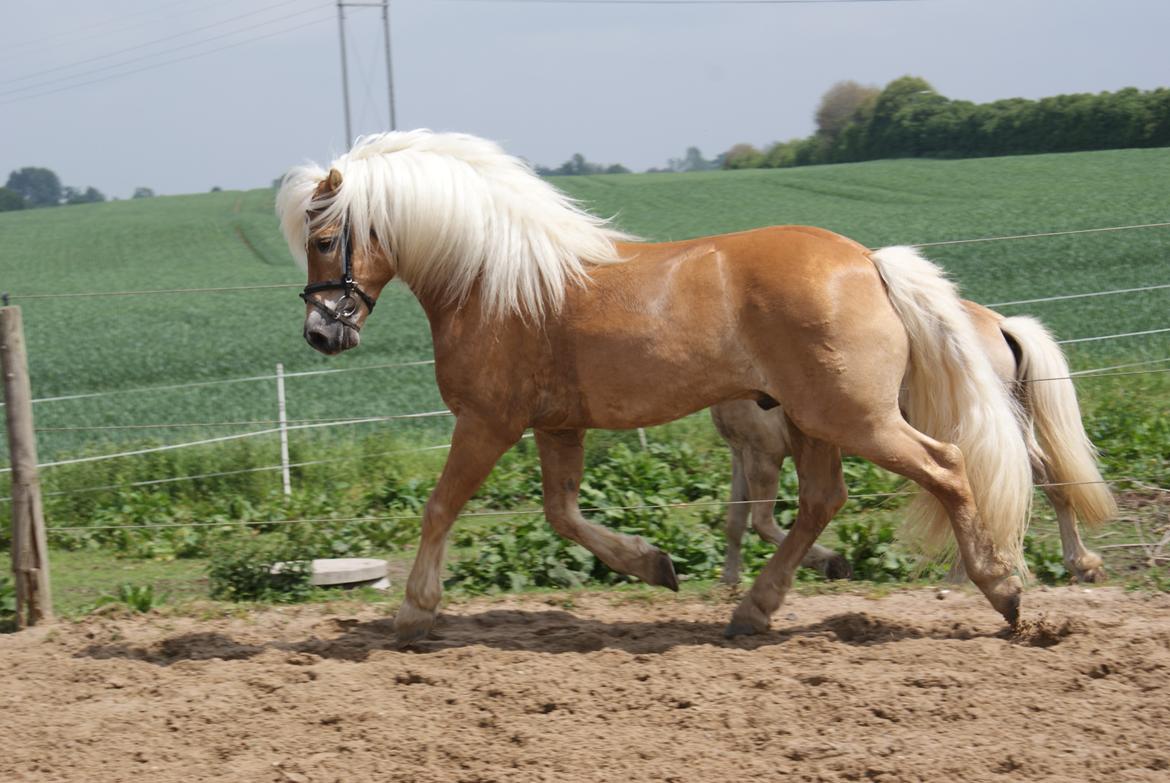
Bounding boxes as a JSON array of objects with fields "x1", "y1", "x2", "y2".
[{"x1": 0, "y1": 148, "x2": 1167, "y2": 465}]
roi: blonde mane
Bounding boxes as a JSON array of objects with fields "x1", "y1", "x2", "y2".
[{"x1": 276, "y1": 130, "x2": 634, "y2": 319}]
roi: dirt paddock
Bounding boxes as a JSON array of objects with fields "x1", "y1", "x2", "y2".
[{"x1": 2, "y1": 586, "x2": 1169, "y2": 782}]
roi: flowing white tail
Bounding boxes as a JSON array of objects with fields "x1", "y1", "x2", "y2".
[
  {"x1": 1001, "y1": 315, "x2": 1118, "y2": 526},
  {"x1": 869, "y1": 247, "x2": 1034, "y2": 572}
]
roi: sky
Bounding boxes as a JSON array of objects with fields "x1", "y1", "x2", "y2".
[{"x1": 1, "y1": 0, "x2": 1167, "y2": 199}]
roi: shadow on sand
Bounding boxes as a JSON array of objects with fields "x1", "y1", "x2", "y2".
[{"x1": 75, "y1": 607, "x2": 1005, "y2": 665}]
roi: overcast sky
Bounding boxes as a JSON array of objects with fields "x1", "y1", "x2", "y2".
[{"x1": 1, "y1": 0, "x2": 1166, "y2": 198}]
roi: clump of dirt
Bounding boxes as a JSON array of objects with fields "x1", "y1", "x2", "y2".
[
  {"x1": 1008, "y1": 614, "x2": 1085, "y2": 647},
  {"x1": 1, "y1": 586, "x2": 1168, "y2": 782}
]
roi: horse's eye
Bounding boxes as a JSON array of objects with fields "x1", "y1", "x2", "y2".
[{"x1": 315, "y1": 237, "x2": 335, "y2": 254}]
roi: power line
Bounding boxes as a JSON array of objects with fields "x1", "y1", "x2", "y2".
[
  {"x1": 0, "y1": 0, "x2": 225, "y2": 58},
  {"x1": 19, "y1": 359, "x2": 433, "y2": 407},
  {"x1": 0, "y1": 0, "x2": 323, "y2": 91},
  {"x1": 8, "y1": 283, "x2": 301, "y2": 300},
  {"x1": 6, "y1": 219, "x2": 1169, "y2": 300},
  {"x1": 443, "y1": 0, "x2": 924, "y2": 5},
  {"x1": 40, "y1": 476, "x2": 1165, "y2": 533},
  {"x1": 986, "y1": 281, "x2": 1170, "y2": 308},
  {"x1": 0, "y1": 14, "x2": 334, "y2": 106},
  {"x1": 0, "y1": 410, "x2": 452, "y2": 474},
  {"x1": 1058, "y1": 326, "x2": 1170, "y2": 346},
  {"x1": 906, "y1": 221, "x2": 1170, "y2": 249}
]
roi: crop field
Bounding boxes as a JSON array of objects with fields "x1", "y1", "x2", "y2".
[{"x1": 0, "y1": 147, "x2": 1167, "y2": 464}]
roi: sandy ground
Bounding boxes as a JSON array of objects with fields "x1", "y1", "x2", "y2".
[{"x1": 2, "y1": 586, "x2": 1169, "y2": 783}]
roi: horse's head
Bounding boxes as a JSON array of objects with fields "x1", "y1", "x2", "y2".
[{"x1": 300, "y1": 168, "x2": 395, "y2": 355}]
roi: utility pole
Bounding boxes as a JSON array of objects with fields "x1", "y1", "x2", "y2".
[
  {"x1": 336, "y1": 0, "x2": 398, "y2": 146},
  {"x1": 336, "y1": 0, "x2": 353, "y2": 146},
  {"x1": 381, "y1": 0, "x2": 397, "y2": 130}
]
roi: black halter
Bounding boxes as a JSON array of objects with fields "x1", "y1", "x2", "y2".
[{"x1": 299, "y1": 224, "x2": 378, "y2": 331}]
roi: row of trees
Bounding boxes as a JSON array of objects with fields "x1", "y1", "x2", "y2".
[
  {"x1": 537, "y1": 146, "x2": 724, "y2": 176},
  {"x1": 724, "y1": 78, "x2": 1170, "y2": 170},
  {"x1": 0, "y1": 167, "x2": 158, "y2": 212}
]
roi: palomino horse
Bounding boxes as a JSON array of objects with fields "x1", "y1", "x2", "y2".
[
  {"x1": 714, "y1": 302, "x2": 1117, "y2": 585},
  {"x1": 278, "y1": 130, "x2": 1033, "y2": 644}
]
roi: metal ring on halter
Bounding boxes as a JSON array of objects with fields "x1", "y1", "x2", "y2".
[{"x1": 299, "y1": 222, "x2": 378, "y2": 331}]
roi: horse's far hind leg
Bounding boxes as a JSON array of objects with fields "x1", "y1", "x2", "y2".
[
  {"x1": 740, "y1": 449, "x2": 853, "y2": 581},
  {"x1": 1044, "y1": 482, "x2": 1107, "y2": 583},
  {"x1": 536, "y1": 428, "x2": 679, "y2": 590},
  {"x1": 721, "y1": 450, "x2": 751, "y2": 585},
  {"x1": 726, "y1": 428, "x2": 847, "y2": 636}
]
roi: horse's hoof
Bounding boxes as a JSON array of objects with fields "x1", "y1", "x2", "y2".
[
  {"x1": 988, "y1": 576, "x2": 1022, "y2": 627},
  {"x1": 644, "y1": 549, "x2": 679, "y2": 592},
  {"x1": 1073, "y1": 554, "x2": 1107, "y2": 584},
  {"x1": 725, "y1": 597, "x2": 772, "y2": 638},
  {"x1": 723, "y1": 621, "x2": 761, "y2": 639},
  {"x1": 824, "y1": 554, "x2": 854, "y2": 581},
  {"x1": 1078, "y1": 566, "x2": 1107, "y2": 584},
  {"x1": 393, "y1": 600, "x2": 436, "y2": 646}
]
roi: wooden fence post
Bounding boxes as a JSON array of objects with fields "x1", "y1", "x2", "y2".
[{"x1": 1, "y1": 305, "x2": 53, "y2": 627}]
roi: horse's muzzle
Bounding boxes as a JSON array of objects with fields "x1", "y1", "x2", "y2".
[{"x1": 303, "y1": 309, "x2": 360, "y2": 355}]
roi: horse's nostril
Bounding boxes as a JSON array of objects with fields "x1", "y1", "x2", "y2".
[{"x1": 305, "y1": 328, "x2": 331, "y2": 352}]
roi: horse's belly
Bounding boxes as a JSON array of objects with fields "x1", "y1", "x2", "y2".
[{"x1": 546, "y1": 337, "x2": 757, "y2": 430}]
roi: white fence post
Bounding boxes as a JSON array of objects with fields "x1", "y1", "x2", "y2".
[{"x1": 276, "y1": 363, "x2": 291, "y2": 497}]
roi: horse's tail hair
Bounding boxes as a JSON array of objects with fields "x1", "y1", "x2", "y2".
[
  {"x1": 869, "y1": 246, "x2": 1033, "y2": 575},
  {"x1": 1000, "y1": 315, "x2": 1118, "y2": 527}
]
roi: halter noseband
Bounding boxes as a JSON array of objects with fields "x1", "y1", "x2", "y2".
[{"x1": 299, "y1": 223, "x2": 378, "y2": 331}]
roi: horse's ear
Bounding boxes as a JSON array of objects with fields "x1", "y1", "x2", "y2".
[{"x1": 315, "y1": 168, "x2": 343, "y2": 196}]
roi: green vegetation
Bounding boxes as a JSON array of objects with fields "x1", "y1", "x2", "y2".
[
  {"x1": 91, "y1": 582, "x2": 164, "y2": 614},
  {"x1": 207, "y1": 533, "x2": 315, "y2": 603},
  {"x1": 0, "y1": 147, "x2": 1166, "y2": 614},
  {"x1": 0, "y1": 573, "x2": 16, "y2": 630},
  {"x1": 725, "y1": 77, "x2": 1170, "y2": 170}
]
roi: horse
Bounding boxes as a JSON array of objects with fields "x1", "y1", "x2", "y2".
[
  {"x1": 277, "y1": 130, "x2": 1033, "y2": 644},
  {"x1": 713, "y1": 302, "x2": 1117, "y2": 586}
]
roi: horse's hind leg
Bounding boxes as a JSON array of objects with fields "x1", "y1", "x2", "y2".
[
  {"x1": 1045, "y1": 481, "x2": 1106, "y2": 583},
  {"x1": 850, "y1": 418, "x2": 1023, "y2": 623},
  {"x1": 726, "y1": 427, "x2": 847, "y2": 636},
  {"x1": 740, "y1": 449, "x2": 852, "y2": 580},
  {"x1": 536, "y1": 429, "x2": 679, "y2": 590},
  {"x1": 721, "y1": 450, "x2": 751, "y2": 585}
]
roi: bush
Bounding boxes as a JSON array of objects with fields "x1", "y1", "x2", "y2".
[
  {"x1": 833, "y1": 518, "x2": 918, "y2": 582},
  {"x1": 1024, "y1": 535, "x2": 1068, "y2": 586},
  {"x1": 0, "y1": 574, "x2": 16, "y2": 631},
  {"x1": 91, "y1": 583, "x2": 163, "y2": 613},
  {"x1": 446, "y1": 514, "x2": 596, "y2": 593},
  {"x1": 207, "y1": 533, "x2": 315, "y2": 603}
]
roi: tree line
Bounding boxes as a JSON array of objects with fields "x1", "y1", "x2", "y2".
[
  {"x1": 723, "y1": 77, "x2": 1170, "y2": 170},
  {"x1": 0, "y1": 167, "x2": 160, "y2": 212},
  {"x1": 539, "y1": 80, "x2": 1169, "y2": 176}
]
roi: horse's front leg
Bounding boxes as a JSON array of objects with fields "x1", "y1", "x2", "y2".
[
  {"x1": 536, "y1": 429, "x2": 679, "y2": 590},
  {"x1": 394, "y1": 415, "x2": 519, "y2": 645}
]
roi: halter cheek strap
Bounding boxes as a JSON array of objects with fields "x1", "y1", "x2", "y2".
[{"x1": 299, "y1": 224, "x2": 378, "y2": 331}]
